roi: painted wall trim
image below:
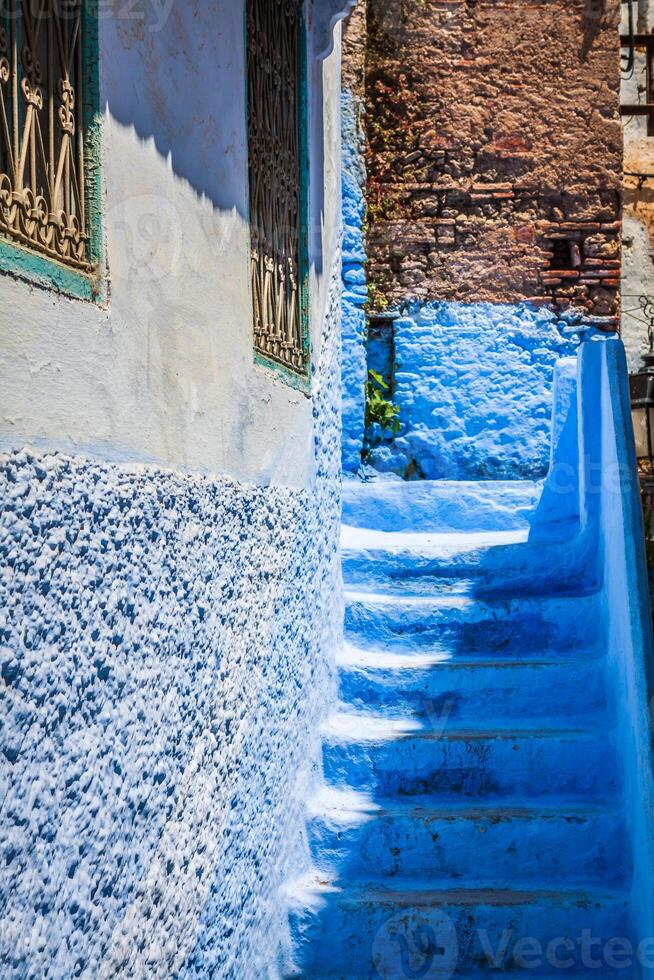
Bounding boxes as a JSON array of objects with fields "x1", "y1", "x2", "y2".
[
  {"x1": 312, "y1": 0, "x2": 358, "y2": 59},
  {"x1": 0, "y1": 0, "x2": 105, "y2": 304},
  {"x1": 244, "y1": 0, "x2": 312, "y2": 391}
]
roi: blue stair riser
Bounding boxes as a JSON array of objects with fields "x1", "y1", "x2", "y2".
[
  {"x1": 322, "y1": 732, "x2": 621, "y2": 801},
  {"x1": 341, "y1": 479, "x2": 543, "y2": 533},
  {"x1": 287, "y1": 891, "x2": 634, "y2": 978},
  {"x1": 338, "y1": 660, "x2": 609, "y2": 727},
  {"x1": 344, "y1": 595, "x2": 601, "y2": 656},
  {"x1": 342, "y1": 542, "x2": 594, "y2": 598},
  {"x1": 308, "y1": 807, "x2": 629, "y2": 887},
  {"x1": 284, "y1": 477, "x2": 639, "y2": 979}
]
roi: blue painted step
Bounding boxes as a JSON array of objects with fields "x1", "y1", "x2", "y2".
[
  {"x1": 283, "y1": 479, "x2": 636, "y2": 978},
  {"x1": 321, "y1": 713, "x2": 621, "y2": 801},
  {"x1": 285, "y1": 878, "x2": 633, "y2": 978},
  {"x1": 341, "y1": 525, "x2": 593, "y2": 597},
  {"x1": 344, "y1": 592, "x2": 602, "y2": 658},
  {"x1": 337, "y1": 645, "x2": 609, "y2": 726},
  {"x1": 307, "y1": 790, "x2": 629, "y2": 888},
  {"x1": 341, "y1": 479, "x2": 543, "y2": 533}
]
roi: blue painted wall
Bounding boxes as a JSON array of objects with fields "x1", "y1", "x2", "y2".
[
  {"x1": 340, "y1": 89, "x2": 367, "y2": 475},
  {"x1": 0, "y1": 293, "x2": 342, "y2": 979},
  {"x1": 339, "y1": 95, "x2": 579, "y2": 481},
  {"x1": 364, "y1": 302, "x2": 579, "y2": 480}
]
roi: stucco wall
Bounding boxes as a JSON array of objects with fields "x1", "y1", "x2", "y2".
[
  {"x1": 622, "y1": 2, "x2": 654, "y2": 371},
  {"x1": 363, "y1": 302, "x2": 578, "y2": 480},
  {"x1": 0, "y1": 0, "x2": 342, "y2": 489},
  {"x1": 0, "y1": 262, "x2": 343, "y2": 980},
  {"x1": 339, "y1": 0, "x2": 613, "y2": 478},
  {"x1": 340, "y1": 6, "x2": 368, "y2": 475},
  {"x1": 341, "y1": 90, "x2": 367, "y2": 475},
  {"x1": 0, "y1": 3, "x2": 347, "y2": 976}
]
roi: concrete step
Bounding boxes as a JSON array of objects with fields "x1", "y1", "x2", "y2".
[
  {"x1": 344, "y1": 592, "x2": 602, "y2": 658},
  {"x1": 307, "y1": 787, "x2": 629, "y2": 888},
  {"x1": 342, "y1": 478, "x2": 544, "y2": 533},
  {"x1": 284, "y1": 876, "x2": 634, "y2": 978},
  {"x1": 341, "y1": 525, "x2": 591, "y2": 598},
  {"x1": 321, "y1": 712, "x2": 620, "y2": 802},
  {"x1": 337, "y1": 644, "x2": 609, "y2": 727}
]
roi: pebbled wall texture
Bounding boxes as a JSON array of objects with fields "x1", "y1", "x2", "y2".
[
  {"x1": 341, "y1": 90, "x2": 368, "y2": 475},
  {"x1": 339, "y1": 0, "x2": 621, "y2": 478},
  {"x1": 364, "y1": 302, "x2": 579, "y2": 480},
  {"x1": 341, "y1": 3, "x2": 368, "y2": 475},
  {"x1": 0, "y1": 273, "x2": 342, "y2": 979}
]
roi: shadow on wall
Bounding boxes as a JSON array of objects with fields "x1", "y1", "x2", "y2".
[
  {"x1": 100, "y1": 0, "x2": 326, "y2": 277},
  {"x1": 581, "y1": 0, "x2": 615, "y2": 62}
]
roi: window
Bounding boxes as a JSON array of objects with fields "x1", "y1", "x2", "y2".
[
  {"x1": 246, "y1": 0, "x2": 309, "y2": 380},
  {"x1": 0, "y1": 0, "x2": 101, "y2": 296}
]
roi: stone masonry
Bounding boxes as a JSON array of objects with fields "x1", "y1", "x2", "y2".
[{"x1": 352, "y1": 0, "x2": 623, "y2": 327}]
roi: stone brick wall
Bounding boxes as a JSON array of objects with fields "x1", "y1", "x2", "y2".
[
  {"x1": 342, "y1": 0, "x2": 367, "y2": 98},
  {"x1": 359, "y1": 0, "x2": 622, "y2": 327}
]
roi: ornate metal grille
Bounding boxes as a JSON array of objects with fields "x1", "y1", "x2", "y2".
[
  {"x1": 247, "y1": 0, "x2": 308, "y2": 376},
  {"x1": 0, "y1": 0, "x2": 91, "y2": 270}
]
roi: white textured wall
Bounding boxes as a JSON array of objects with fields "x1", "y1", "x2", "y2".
[
  {"x1": 0, "y1": 236, "x2": 343, "y2": 980},
  {"x1": 622, "y1": 2, "x2": 654, "y2": 371},
  {"x1": 0, "y1": 4, "x2": 346, "y2": 977},
  {"x1": 0, "y1": 0, "x2": 342, "y2": 490}
]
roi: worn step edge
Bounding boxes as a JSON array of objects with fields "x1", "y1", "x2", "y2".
[
  {"x1": 344, "y1": 590, "x2": 600, "y2": 611},
  {"x1": 321, "y1": 710, "x2": 610, "y2": 744},
  {"x1": 341, "y1": 526, "x2": 529, "y2": 554},
  {"x1": 337, "y1": 642, "x2": 604, "y2": 669},
  {"x1": 307, "y1": 789, "x2": 621, "y2": 825},
  {"x1": 285, "y1": 872, "x2": 626, "y2": 911}
]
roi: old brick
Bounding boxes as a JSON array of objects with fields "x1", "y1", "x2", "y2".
[{"x1": 351, "y1": 0, "x2": 620, "y2": 314}]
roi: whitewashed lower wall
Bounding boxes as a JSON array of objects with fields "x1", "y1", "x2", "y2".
[{"x1": 0, "y1": 264, "x2": 343, "y2": 980}]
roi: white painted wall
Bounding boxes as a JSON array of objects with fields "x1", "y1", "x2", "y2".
[
  {"x1": 0, "y1": 4, "x2": 351, "y2": 975},
  {"x1": 0, "y1": 0, "x2": 343, "y2": 489},
  {"x1": 622, "y1": 1, "x2": 654, "y2": 370}
]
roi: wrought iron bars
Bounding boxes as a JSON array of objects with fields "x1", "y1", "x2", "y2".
[
  {"x1": 247, "y1": 0, "x2": 308, "y2": 376},
  {"x1": 0, "y1": 0, "x2": 90, "y2": 270}
]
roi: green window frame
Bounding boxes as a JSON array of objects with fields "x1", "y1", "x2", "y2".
[
  {"x1": 0, "y1": 0, "x2": 103, "y2": 302},
  {"x1": 245, "y1": 0, "x2": 311, "y2": 391}
]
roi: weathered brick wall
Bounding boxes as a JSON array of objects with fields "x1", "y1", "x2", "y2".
[
  {"x1": 342, "y1": 0, "x2": 366, "y2": 98},
  {"x1": 359, "y1": 0, "x2": 622, "y2": 326}
]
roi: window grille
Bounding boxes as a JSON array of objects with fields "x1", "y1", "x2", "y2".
[
  {"x1": 0, "y1": 0, "x2": 91, "y2": 270},
  {"x1": 246, "y1": 0, "x2": 309, "y2": 377}
]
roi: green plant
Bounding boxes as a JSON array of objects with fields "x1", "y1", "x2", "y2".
[
  {"x1": 365, "y1": 370, "x2": 401, "y2": 436},
  {"x1": 366, "y1": 282, "x2": 389, "y2": 312}
]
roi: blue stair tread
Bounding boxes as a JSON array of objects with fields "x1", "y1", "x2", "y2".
[
  {"x1": 285, "y1": 879, "x2": 633, "y2": 978},
  {"x1": 310, "y1": 792, "x2": 620, "y2": 822},
  {"x1": 322, "y1": 710, "x2": 608, "y2": 742},
  {"x1": 308, "y1": 789, "x2": 630, "y2": 889},
  {"x1": 341, "y1": 525, "x2": 529, "y2": 553},
  {"x1": 293, "y1": 880, "x2": 626, "y2": 908},
  {"x1": 345, "y1": 591, "x2": 602, "y2": 657},
  {"x1": 344, "y1": 591, "x2": 602, "y2": 619},
  {"x1": 338, "y1": 641, "x2": 604, "y2": 665},
  {"x1": 341, "y1": 478, "x2": 544, "y2": 533}
]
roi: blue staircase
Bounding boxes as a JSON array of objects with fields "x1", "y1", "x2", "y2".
[{"x1": 282, "y1": 474, "x2": 642, "y2": 978}]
